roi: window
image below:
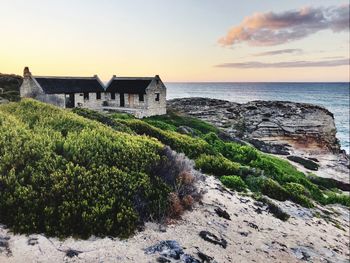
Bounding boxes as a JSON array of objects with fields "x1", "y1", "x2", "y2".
[
  {"x1": 155, "y1": 93, "x2": 160, "y2": 102},
  {"x1": 96, "y1": 92, "x2": 101, "y2": 100},
  {"x1": 139, "y1": 93, "x2": 144, "y2": 102},
  {"x1": 111, "y1": 92, "x2": 116, "y2": 100},
  {"x1": 83, "y1": 93, "x2": 89, "y2": 100}
]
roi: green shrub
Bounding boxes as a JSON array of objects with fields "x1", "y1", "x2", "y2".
[
  {"x1": 1, "y1": 98, "x2": 348, "y2": 239},
  {"x1": 72, "y1": 108, "x2": 133, "y2": 133},
  {"x1": 111, "y1": 112, "x2": 135, "y2": 120},
  {"x1": 145, "y1": 110, "x2": 218, "y2": 135},
  {"x1": 284, "y1": 183, "x2": 314, "y2": 208},
  {"x1": 221, "y1": 143, "x2": 259, "y2": 165},
  {"x1": 322, "y1": 192, "x2": 350, "y2": 207},
  {"x1": 245, "y1": 176, "x2": 289, "y2": 201},
  {"x1": 144, "y1": 120, "x2": 177, "y2": 131},
  {"x1": 220, "y1": 176, "x2": 247, "y2": 192},
  {"x1": 0, "y1": 100, "x2": 172, "y2": 238},
  {"x1": 307, "y1": 174, "x2": 350, "y2": 192},
  {"x1": 254, "y1": 195, "x2": 290, "y2": 221},
  {"x1": 122, "y1": 120, "x2": 213, "y2": 159},
  {"x1": 284, "y1": 182, "x2": 309, "y2": 196},
  {"x1": 195, "y1": 154, "x2": 241, "y2": 177}
]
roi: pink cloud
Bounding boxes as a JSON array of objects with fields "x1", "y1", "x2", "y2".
[
  {"x1": 215, "y1": 58, "x2": 350, "y2": 68},
  {"x1": 219, "y1": 4, "x2": 349, "y2": 46}
]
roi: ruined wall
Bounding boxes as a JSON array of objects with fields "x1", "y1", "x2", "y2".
[
  {"x1": 20, "y1": 77, "x2": 43, "y2": 98},
  {"x1": 20, "y1": 77, "x2": 65, "y2": 107}
]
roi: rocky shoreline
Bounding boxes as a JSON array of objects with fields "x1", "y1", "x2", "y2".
[{"x1": 167, "y1": 98, "x2": 350, "y2": 185}]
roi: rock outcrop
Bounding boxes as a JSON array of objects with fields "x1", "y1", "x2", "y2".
[
  {"x1": 167, "y1": 98, "x2": 341, "y2": 154},
  {"x1": 168, "y1": 98, "x2": 349, "y2": 184}
]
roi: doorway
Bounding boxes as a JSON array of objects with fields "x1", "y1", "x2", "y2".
[
  {"x1": 120, "y1": 93, "x2": 125, "y2": 107},
  {"x1": 65, "y1": 93, "x2": 75, "y2": 108},
  {"x1": 128, "y1": 94, "x2": 134, "y2": 107}
]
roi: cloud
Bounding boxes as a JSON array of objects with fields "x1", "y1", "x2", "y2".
[
  {"x1": 215, "y1": 58, "x2": 350, "y2": 68},
  {"x1": 219, "y1": 4, "x2": 350, "y2": 46},
  {"x1": 253, "y1": 48, "x2": 302, "y2": 57}
]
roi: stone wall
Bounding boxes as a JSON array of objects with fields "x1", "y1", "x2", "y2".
[
  {"x1": 103, "y1": 79, "x2": 166, "y2": 118},
  {"x1": 74, "y1": 92, "x2": 105, "y2": 110},
  {"x1": 144, "y1": 79, "x2": 167, "y2": 116},
  {"x1": 20, "y1": 73, "x2": 167, "y2": 118},
  {"x1": 20, "y1": 77, "x2": 65, "y2": 108}
]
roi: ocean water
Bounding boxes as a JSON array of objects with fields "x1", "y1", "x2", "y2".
[{"x1": 166, "y1": 82, "x2": 350, "y2": 153}]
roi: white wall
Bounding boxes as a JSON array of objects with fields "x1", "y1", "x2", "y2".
[{"x1": 74, "y1": 92, "x2": 105, "y2": 110}]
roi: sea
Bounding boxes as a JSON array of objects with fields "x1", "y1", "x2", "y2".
[{"x1": 166, "y1": 82, "x2": 350, "y2": 153}]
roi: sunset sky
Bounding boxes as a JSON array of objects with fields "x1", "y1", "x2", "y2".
[{"x1": 0, "y1": 0, "x2": 349, "y2": 82}]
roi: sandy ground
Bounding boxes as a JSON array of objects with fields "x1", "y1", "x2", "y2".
[{"x1": 0, "y1": 176, "x2": 349, "y2": 263}]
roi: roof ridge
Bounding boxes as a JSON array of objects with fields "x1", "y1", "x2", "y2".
[
  {"x1": 113, "y1": 77, "x2": 155, "y2": 79},
  {"x1": 33, "y1": 75, "x2": 98, "y2": 80}
]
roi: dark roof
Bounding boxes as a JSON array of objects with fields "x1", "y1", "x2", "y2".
[
  {"x1": 34, "y1": 77, "x2": 105, "y2": 94},
  {"x1": 105, "y1": 78, "x2": 154, "y2": 94}
]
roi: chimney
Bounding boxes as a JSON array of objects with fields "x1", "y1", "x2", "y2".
[
  {"x1": 23, "y1": 67, "x2": 32, "y2": 78},
  {"x1": 155, "y1": 75, "x2": 160, "y2": 84}
]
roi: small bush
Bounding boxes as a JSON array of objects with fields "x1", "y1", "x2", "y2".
[
  {"x1": 323, "y1": 192, "x2": 350, "y2": 207},
  {"x1": 181, "y1": 195, "x2": 194, "y2": 209},
  {"x1": 123, "y1": 120, "x2": 213, "y2": 159},
  {"x1": 246, "y1": 176, "x2": 289, "y2": 201},
  {"x1": 220, "y1": 176, "x2": 247, "y2": 192},
  {"x1": 255, "y1": 195, "x2": 290, "y2": 221},
  {"x1": 284, "y1": 183, "x2": 314, "y2": 208},
  {"x1": 144, "y1": 120, "x2": 177, "y2": 131},
  {"x1": 145, "y1": 110, "x2": 219, "y2": 135},
  {"x1": 168, "y1": 192, "x2": 184, "y2": 218},
  {"x1": 72, "y1": 108, "x2": 133, "y2": 133},
  {"x1": 152, "y1": 147, "x2": 203, "y2": 216},
  {"x1": 284, "y1": 182, "x2": 309, "y2": 196},
  {"x1": 307, "y1": 174, "x2": 350, "y2": 192},
  {"x1": 111, "y1": 112, "x2": 135, "y2": 120},
  {"x1": 195, "y1": 154, "x2": 241, "y2": 177},
  {"x1": 221, "y1": 143, "x2": 259, "y2": 165}
]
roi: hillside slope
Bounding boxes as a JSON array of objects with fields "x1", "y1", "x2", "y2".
[
  {"x1": 0, "y1": 73, "x2": 22, "y2": 102},
  {"x1": 0, "y1": 99, "x2": 201, "y2": 238},
  {"x1": 0, "y1": 100, "x2": 349, "y2": 262}
]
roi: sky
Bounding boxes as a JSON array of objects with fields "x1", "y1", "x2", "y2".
[{"x1": 0, "y1": 0, "x2": 349, "y2": 82}]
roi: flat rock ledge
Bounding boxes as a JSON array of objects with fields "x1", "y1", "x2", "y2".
[
  {"x1": 167, "y1": 98, "x2": 349, "y2": 184},
  {"x1": 168, "y1": 98, "x2": 340, "y2": 153}
]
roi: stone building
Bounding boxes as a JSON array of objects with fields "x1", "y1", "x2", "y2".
[
  {"x1": 104, "y1": 75, "x2": 166, "y2": 117},
  {"x1": 19, "y1": 67, "x2": 167, "y2": 117}
]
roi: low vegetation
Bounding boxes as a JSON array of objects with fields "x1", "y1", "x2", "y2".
[
  {"x1": 0, "y1": 100, "x2": 348, "y2": 238},
  {"x1": 75, "y1": 107, "x2": 349, "y2": 210},
  {"x1": 220, "y1": 176, "x2": 247, "y2": 192},
  {"x1": 0, "y1": 74, "x2": 22, "y2": 101},
  {"x1": 0, "y1": 100, "x2": 199, "y2": 238}
]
